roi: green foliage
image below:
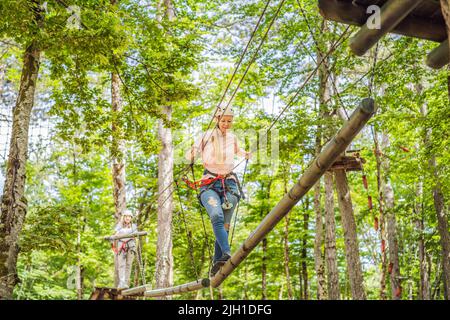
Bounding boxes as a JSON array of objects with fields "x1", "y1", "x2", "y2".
[{"x1": 0, "y1": 0, "x2": 448, "y2": 300}]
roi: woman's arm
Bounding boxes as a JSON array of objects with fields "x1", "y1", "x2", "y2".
[
  {"x1": 234, "y1": 136, "x2": 251, "y2": 159},
  {"x1": 185, "y1": 133, "x2": 204, "y2": 163}
]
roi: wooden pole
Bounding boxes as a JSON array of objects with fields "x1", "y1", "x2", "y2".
[
  {"x1": 426, "y1": 40, "x2": 450, "y2": 69},
  {"x1": 144, "y1": 279, "x2": 210, "y2": 298},
  {"x1": 349, "y1": 0, "x2": 426, "y2": 56},
  {"x1": 104, "y1": 231, "x2": 148, "y2": 241},
  {"x1": 120, "y1": 283, "x2": 152, "y2": 296},
  {"x1": 122, "y1": 99, "x2": 376, "y2": 298},
  {"x1": 318, "y1": 0, "x2": 447, "y2": 43}
]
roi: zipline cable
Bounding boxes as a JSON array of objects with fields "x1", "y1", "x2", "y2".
[
  {"x1": 145, "y1": 0, "x2": 275, "y2": 206},
  {"x1": 296, "y1": 0, "x2": 350, "y2": 119},
  {"x1": 190, "y1": 164, "x2": 214, "y2": 272},
  {"x1": 158, "y1": 25, "x2": 352, "y2": 210},
  {"x1": 229, "y1": 159, "x2": 249, "y2": 248},
  {"x1": 201, "y1": 0, "x2": 287, "y2": 150},
  {"x1": 159, "y1": 0, "x2": 288, "y2": 211},
  {"x1": 175, "y1": 180, "x2": 200, "y2": 279}
]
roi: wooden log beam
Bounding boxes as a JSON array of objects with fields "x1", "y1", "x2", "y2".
[
  {"x1": 318, "y1": 0, "x2": 447, "y2": 44},
  {"x1": 350, "y1": 0, "x2": 425, "y2": 56},
  {"x1": 103, "y1": 231, "x2": 148, "y2": 241},
  {"x1": 426, "y1": 39, "x2": 450, "y2": 69},
  {"x1": 121, "y1": 283, "x2": 152, "y2": 296},
  {"x1": 209, "y1": 98, "x2": 376, "y2": 288},
  {"x1": 143, "y1": 279, "x2": 210, "y2": 298}
]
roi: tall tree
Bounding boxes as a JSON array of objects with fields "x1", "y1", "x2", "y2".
[
  {"x1": 313, "y1": 179, "x2": 327, "y2": 299},
  {"x1": 316, "y1": 19, "x2": 340, "y2": 300},
  {"x1": 372, "y1": 129, "x2": 388, "y2": 299},
  {"x1": 324, "y1": 172, "x2": 340, "y2": 299},
  {"x1": 154, "y1": 0, "x2": 175, "y2": 297},
  {"x1": 415, "y1": 179, "x2": 430, "y2": 300},
  {"x1": 421, "y1": 103, "x2": 450, "y2": 298},
  {"x1": 261, "y1": 237, "x2": 267, "y2": 300},
  {"x1": 313, "y1": 113, "x2": 327, "y2": 299},
  {"x1": 110, "y1": 0, "x2": 127, "y2": 289},
  {"x1": 334, "y1": 169, "x2": 366, "y2": 300},
  {"x1": 282, "y1": 169, "x2": 293, "y2": 299},
  {"x1": 380, "y1": 133, "x2": 402, "y2": 299},
  {"x1": 301, "y1": 205, "x2": 310, "y2": 299},
  {"x1": 0, "y1": 0, "x2": 42, "y2": 299}
]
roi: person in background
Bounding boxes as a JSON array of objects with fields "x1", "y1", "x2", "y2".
[{"x1": 114, "y1": 209, "x2": 138, "y2": 289}]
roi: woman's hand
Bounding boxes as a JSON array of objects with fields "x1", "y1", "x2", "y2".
[{"x1": 245, "y1": 151, "x2": 252, "y2": 160}]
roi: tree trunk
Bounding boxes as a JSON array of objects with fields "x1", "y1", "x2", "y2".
[
  {"x1": 431, "y1": 261, "x2": 442, "y2": 299},
  {"x1": 380, "y1": 134, "x2": 402, "y2": 300},
  {"x1": 261, "y1": 181, "x2": 271, "y2": 300},
  {"x1": 431, "y1": 164, "x2": 450, "y2": 298},
  {"x1": 384, "y1": 180, "x2": 401, "y2": 299},
  {"x1": 313, "y1": 109, "x2": 327, "y2": 300},
  {"x1": 282, "y1": 171, "x2": 293, "y2": 300},
  {"x1": 0, "y1": 41, "x2": 41, "y2": 299},
  {"x1": 324, "y1": 172, "x2": 340, "y2": 299},
  {"x1": 111, "y1": 71, "x2": 127, "y2": 287},
  {"x1": 372, "y1": 129, "x2": 388, "y2": 299},
  {"x1": 415, "y1": 181, "x2": 430, "y2": 300},
  {"x1": 334, "y1": 169, "x2": 366, "y2": 300},
  {"x1": 301, "y1": 210, "x2": 309, "y2": 300},
  {"x1": 262, "y1": 237, "x2": 267, "y2": 300},
  {"x1": 316, "y1": 18, "x2": 339, "y2": 300},
  {"x1": 313, "y1": 180, "x2": 327, "y2": 300},
  {"x1": 110, "y1": 0, "x2": 127, "y2": 290},
  {"x1": 420, "y1": 103, "x2": 450, "y2": 298},
  {"x1": 283, "y1": 213, "x2": 293, "y2": 299},
  {"x1": 155, "y1": 104, "x2": 174, "y2": 297},
  {"x1": 154, "y1": 0, "x2": 175, "y2": 299}
]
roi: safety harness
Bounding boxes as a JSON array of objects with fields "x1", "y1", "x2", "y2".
[
  {"x1": 183, "y1": 169, "x2": 245, "y2": 209},
  {"x1": 111, "y1": 239, "x2": 135, "y2": 255}
]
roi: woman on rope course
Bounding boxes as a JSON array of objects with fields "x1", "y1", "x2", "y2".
[
  {"x1": 185, "y1": 106, "x2": 251, "y2": 277},
  {"x1": 113, "y1": 209, "x2": 138, "y2": 289}
]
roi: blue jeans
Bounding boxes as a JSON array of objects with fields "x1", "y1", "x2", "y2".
[{"x1": 200, "y1": 179, "x2": 240, "y2": 262}]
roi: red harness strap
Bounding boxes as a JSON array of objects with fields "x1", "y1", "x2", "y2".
[
  {"x1": 182, "y1": 174, "x2": 233, "y2": 207},
  {"x1": 111, "y1": 239, "x2": 131, "y2": 255},
  {"x1": 182, "y1": 175, "x2": 226, "y2": 190}
]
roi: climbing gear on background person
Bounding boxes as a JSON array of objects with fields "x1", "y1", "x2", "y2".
[{"x1": 111, "y1": 238, "x2": 135, "y2": 255}]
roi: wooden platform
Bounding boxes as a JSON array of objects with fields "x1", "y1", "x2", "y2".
[
  {"x1": 318, "y1": 0, "x2": 448, "y2": 69},
  {"x1": 328, "y1": 155, "x2": 365, "y2": 171},
  {"x1": 89, "y1": 287, "x2": 137, "y2": 300},
  {"x1": 319, "y1": 0, "x2": 446, "y2": 42}
]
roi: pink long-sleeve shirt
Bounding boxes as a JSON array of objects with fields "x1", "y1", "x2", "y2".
[{"x1": 186, "y1": 129, "x2": 247, "y2": 180}]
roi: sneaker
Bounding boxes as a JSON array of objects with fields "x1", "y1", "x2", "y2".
[
  {"x1": 209, "y1": 253, "x2": 231, "y2": 277},
  {"x1": 217, "y1": 253, "x2": 231, "y2": 262},
  {"x1": 209, "y1": 262, "x2": 223, "y2": 277}
]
